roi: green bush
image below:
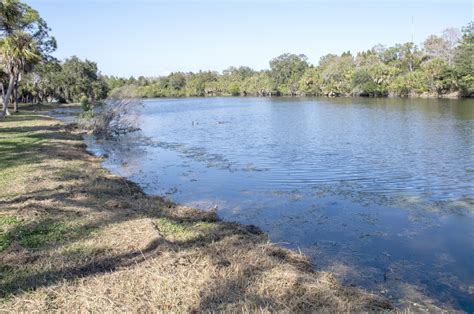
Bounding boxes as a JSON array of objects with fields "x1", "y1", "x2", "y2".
[{"x1": 80, "y1": 96, "x2": 91, "y2": 112}]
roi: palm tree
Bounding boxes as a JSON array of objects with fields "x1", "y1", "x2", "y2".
[
  {"x1": 1, "y1": 0, "x2": 55, "y2": 116},
  {"x1": 0, "y1": 30, "x2": 39, "y2": 116}
]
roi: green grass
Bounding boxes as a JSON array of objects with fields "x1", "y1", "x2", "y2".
[
  {"x1": 0, "y1": 215, "x2": 21, "y2": 251},
  {"x1": 155, "y1": 217, "x2": 217, "y2": 241},
  {"x1": 0, "y1": 135, "x2": 41, "y2": 169},
  {"x1": 0, "y1": 113, "x2": 49, "y2": 181},
  {"x1": 0, "y1": 112, "x2": 93, "y2": 252},
  {"x1": 0, "y1": 217, "x2": 95, "y2": 251},
  {"x1": 17, "y1": 220, "x2": 71, "y2": 248},
  {"x1": 0, "y1": 218, "x2": 70, "y2": 251}
]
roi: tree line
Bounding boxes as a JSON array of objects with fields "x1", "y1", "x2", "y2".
[
  {"x1": 107, "y1": 23, "x2": 473, "y2": 99},
  {"x1": 0, "y1": 0, "x2": 107, "y2": 116}
]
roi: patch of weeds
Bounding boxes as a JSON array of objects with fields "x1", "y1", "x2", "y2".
[
  {"x1": 0, "y1": 215, "x2": 21, "y2": 251},
  {"x1": 155, "y1": 217, "x2": 217, "y2": 241},
  {"x1": 0, "y1": 215, "x2": 20, "y2": 226},
  {"x1": 19, "y1": 220, "x2": 97, "y2": 249},
  {"x1": 0, "y1": 215, "x2": 98, "y2": 252},
  {"x1": 16, "y1": 220, "x2": 70, "y2": 248},
  {"x1": 155, "y1": 217, "x2": 194, "y2": 239}
]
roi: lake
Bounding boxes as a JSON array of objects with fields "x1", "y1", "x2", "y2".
[{"x1": 80, "y1": 97, "x2": 473, "y2": 311}]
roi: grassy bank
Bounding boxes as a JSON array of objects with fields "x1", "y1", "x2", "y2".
[{"x1": 0, "y1": 106, "x2": 391, "y2": 311}]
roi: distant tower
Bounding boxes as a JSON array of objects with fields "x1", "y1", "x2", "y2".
[{"x1": 411, "y1": 16, "x2": 414, "y2": 43}]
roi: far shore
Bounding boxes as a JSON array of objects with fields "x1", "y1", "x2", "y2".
[
  {"x1": 113, "y1": 92, "x2": 471, "y2": 100},
  {"x1": 9, "y1": 92, "x2": 472, "y2": 111}
]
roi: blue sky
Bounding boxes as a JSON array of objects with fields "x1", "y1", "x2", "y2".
[{"x1": 25, "y1": 0, "x2": 473, "y2": 77}]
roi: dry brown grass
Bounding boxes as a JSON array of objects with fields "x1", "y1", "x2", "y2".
[{"x1": 0, "y1": 106, "x2": 392, "y2": 312}]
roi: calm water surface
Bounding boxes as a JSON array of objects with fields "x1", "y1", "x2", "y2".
[{"x1": 82, "y1": 97, "x2": 473, "y2": 311}]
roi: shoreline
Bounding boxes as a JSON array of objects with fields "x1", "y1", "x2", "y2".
[
  {"x1": 147, "y1": 94, "x2": 471, "y2": 99},
  {"x1": 0, "y1": 104, "x2": 393, "y2": 311},
  {"x1": 113, "y1": 91, "x2": 472, "y2": 100}
]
